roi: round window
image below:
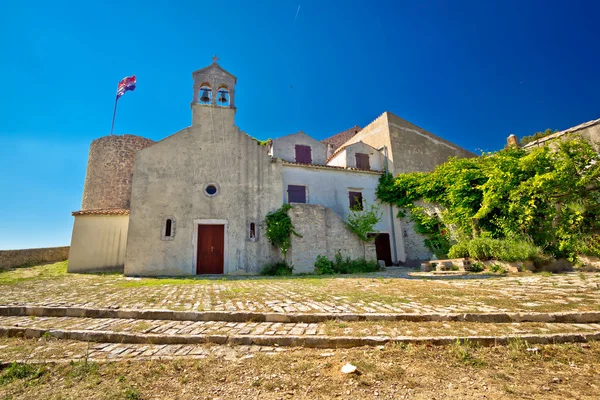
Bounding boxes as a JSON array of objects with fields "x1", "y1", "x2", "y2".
[{"x1": 204, "y1": 183, "x2": 219, "y2": 197}]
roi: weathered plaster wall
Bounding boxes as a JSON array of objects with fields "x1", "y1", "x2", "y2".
[
  {"x1": 288, "y1": 204, "x2": 376, "y2": 273},
  {"x1": 400, "y1": 216, "x2": 433, "y2": 266},
  {"x1": 338, "y1": 113, "x2": 394, "y2": 171},
  {"x1": 125, "y1": 105, "x2": 283, "y2": 276},
  {"x1": 81, "y1": 135, "x2": 156, "y2": 210},
  {"x1": 281, "y1": 165, "x2": 403, "y2": 263},
  {"x1": 272, "y1": 132, "x2": 328, "y2": 164},
  {"x1": 343, "y1": 142, "x2": 383, "y2": 171},
  {"x1": 0, "y1": 247, "x2": 69, "y2": 270},
  {"x1": 68, "y1": 215, "x2": 128, "y2": 272},
  {"x1": 386, "y1": 113, "x2": 475, "y2": 174}
]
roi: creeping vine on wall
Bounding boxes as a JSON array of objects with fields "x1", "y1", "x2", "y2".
[
  {"x1": 376, "y1": 137, "x2": 600, "y2": 261},
  {"x1": 264, "y1": 204, "x2": 301, "y2": 260}
]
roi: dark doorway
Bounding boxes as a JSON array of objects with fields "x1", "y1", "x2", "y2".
[
  {"x1": 374, "y1": 233, "x2": 393, "y2": 266},
  {"x1": 197, "y1": 225, "x2": 224, "y2": 274}
]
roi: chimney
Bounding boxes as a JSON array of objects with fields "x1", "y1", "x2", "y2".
[{"x1": 507, "y1": 134, "x2": 519, "y2": 148}]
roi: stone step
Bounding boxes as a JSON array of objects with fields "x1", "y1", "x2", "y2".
[
  {"x1": 1, "y1": 316, "x2": 599, "y2": 349},
  {"x1": 2, "y1": 305, "x2": 600, "y2": 324}
]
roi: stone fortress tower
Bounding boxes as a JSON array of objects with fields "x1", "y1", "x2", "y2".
[
  {"x1": 81, "y1": 135, "x2": 156, "y2": 210},
  {"x1": 68, "y1": 134, "x2": 155, "y2": 272}
]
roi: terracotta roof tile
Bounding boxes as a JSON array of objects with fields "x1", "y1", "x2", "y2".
[
  {"x1": 72, "y1": 208, "x2": 130, "y2": 216},
  {"x1": 322, "y1": 126, "x2": 362, "y2": 151}
]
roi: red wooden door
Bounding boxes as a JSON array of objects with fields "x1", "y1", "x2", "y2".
[{"x1": 197, "y1": 225, "x2": 224, "y2": 274}]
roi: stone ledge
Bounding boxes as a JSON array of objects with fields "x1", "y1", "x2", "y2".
[
  {"x1": 1, "y1": 306, "x2": 600, "y2": 324},
  {"x1": 1, "y1": 326, "x2": 598, "y2": 349}
]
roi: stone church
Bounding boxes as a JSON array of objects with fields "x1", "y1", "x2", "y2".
[{"x1": 68, "y1": 60, "x2": 474, "y2": 276}]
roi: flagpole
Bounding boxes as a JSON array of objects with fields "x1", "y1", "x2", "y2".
[{"x1": 110, "y1": 95, "x2": 119, "y2": 135}]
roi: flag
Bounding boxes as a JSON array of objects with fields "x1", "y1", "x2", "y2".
[{"x1": 116, "y1": 75, "x2": 136, "y2": 98}]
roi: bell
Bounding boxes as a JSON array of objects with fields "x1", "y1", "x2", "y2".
[
  {"x1": 218, "y1": 91, "x2": 228, "y2": 103},
  {"x1": 200, "y1": 89, "x2": 210, "y2": 103}
]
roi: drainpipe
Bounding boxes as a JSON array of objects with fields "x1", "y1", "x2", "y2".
[{"x1": 382, "y1": 146, "x2": 399, "y2": 265}]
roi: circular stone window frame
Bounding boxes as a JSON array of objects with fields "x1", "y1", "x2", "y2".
[{"x1": 203, "y1": 182, "x2": 220, "y2": 197}]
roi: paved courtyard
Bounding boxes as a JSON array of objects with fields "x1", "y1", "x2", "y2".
[{"x1": 1, "y1": 262, "x2": 599, "y2": 314}]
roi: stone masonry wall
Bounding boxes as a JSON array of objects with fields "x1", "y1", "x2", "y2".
[
  {"x1": 0, "y1": 246, "x2": 69, "y2": 270},
  {"x1": 289, "y1": 204, "x2": 376, "y2": 273},
  {"x1": 82, "y1": 134, "x2": 156, "y2": 210}
]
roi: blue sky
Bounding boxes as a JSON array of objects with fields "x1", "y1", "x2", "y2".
[{"x1": 1, "y1": 0, "x2": 600, "y2": 250}]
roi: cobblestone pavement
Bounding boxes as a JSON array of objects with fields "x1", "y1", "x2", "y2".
[
  {"x1": 1, "y1": 264, "x2": 600, "y2": 314},
  {"x1": 1, "y1": 316, "x2": 599, "y2": 339},
  {"x1": 0, "y1": 339, "x2": 286, "y2": 363}
]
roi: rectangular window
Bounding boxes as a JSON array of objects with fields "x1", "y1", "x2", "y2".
[
  {"x1": 355, "y1": 153, "x2": 370, "y2": 170},
  {"x1": 288, "y1": 185, "x2": 307, "y2": 203},
  {"x1": 295, "y1": 145, "x2": 312, "y2": 164},
  {"x1": 349, "y1": 191, "x2": 363, "y2": 210}
]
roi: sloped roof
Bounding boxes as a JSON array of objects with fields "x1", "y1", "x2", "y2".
[
  {"x1": 322, "y1": 125, "x2": 362, "y2": 151},
  {"x1": 72, "y1": 209, "x2": 130, "y2": 216},
  {"x1": 191, "y1": 62, "x2": 237, "y2": 82}
]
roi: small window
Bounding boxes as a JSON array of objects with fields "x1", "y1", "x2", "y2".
[
  {"x1": 248, "y1": 221, "x2": 258, "y2": 242},
  {"x1": 288, "y1": 185, "x2": 307, "y2": 203},
  {"x1": 349, "y1": 191, "x2": 363, "y2": 210},
  {"x1": 161, "y1": 216, "x2": 176, "y2": 240},
  {"x1": 165, "y1": 219, "x2": 172, "y2": 237},
  {"x1": 355, "y1": 153, "x2": 370, "y2": 170},
  {"x1": 204, "y1": 183, "x2": 219, "y2": 197},
  {"x1": 295, "y1": 145, "x2": 312, "y2": 164}
]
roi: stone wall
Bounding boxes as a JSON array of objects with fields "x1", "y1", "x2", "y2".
[
  {"x1": 522, "y1": 120, "x2": 600, "y2": 153},
  {"x1": 82, "y1": 134, "x2": 156, "y2": 210},
  {"x1": 288, "y1": 204, "x2": 376, "y2": 273},
  {"x1": 125, "y1": 105, "x2": 283, "y2": 276},
  {"x1": 0, "y1": 247, "x2": 69, "y2": 270}
]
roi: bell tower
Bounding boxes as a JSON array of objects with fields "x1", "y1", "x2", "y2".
[{"x1": 191, "y1": 56, "x2": 237, "y2": 125}]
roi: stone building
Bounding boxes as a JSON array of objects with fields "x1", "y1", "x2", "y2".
[{"x1": 68, "y1": 59, "x2": 474, "y2": 275}]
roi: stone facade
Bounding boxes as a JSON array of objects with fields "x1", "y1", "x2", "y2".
[
  {"x1": 68, "y1": 61, "x2": 478, "y2": 274},
  {"x1": 125, "y1": 105, "x2": 284, "y2": 276},
  {"x1": 340, "y1": 112, "x2": 475, "y2": 175},
  {"x1": 81, "y1": 134, "x2": 156, "y2": 210},
  {"x1": 288, "y1": 204, "x2": 376, "y2": 273},
  {"x1": 0, "y1": 246, "x2": 69, "y2": 270}
]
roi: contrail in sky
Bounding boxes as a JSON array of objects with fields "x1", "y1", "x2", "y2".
[{"x1": 293, "y1": 5, "x2": 301, "y2": 25}]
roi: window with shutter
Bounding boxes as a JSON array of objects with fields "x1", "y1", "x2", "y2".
[
  {"x1": 348, "y1": 191, "x2": 363, "y2": 210},
  {"x1": 295, "y1": 145, "x2": 312, "y2": 164},
  {"x1": 355, "y1": 153, "x2": 370, "y2": 170},
  {"x1": 288, "y1": 185, "x2": 307, "y2": 203}
]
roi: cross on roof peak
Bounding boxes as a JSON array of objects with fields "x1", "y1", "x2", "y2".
[{"x1": 212, "y1": 55, "x2": 219, "y2": 63}]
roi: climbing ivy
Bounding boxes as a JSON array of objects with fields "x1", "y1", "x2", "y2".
[
  {"x1": 346, "y1": 201, "x2": 383, "y2": 242},
  {"x1": 376, "y1": 137, "x2": 600, "y2": 261},
  {"x1": 264, "y1": 204, "x2": 301, "y2": 259}
]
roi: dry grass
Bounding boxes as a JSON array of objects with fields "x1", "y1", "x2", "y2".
[{"x1": 0, "y1": 337, "x2": 599, "y2": 399}]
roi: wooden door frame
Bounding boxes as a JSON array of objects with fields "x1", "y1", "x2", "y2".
[{"x1": 192, "y1": 219, "x2": 228, "y2": 275}]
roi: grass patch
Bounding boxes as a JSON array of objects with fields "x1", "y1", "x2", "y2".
[
  {"x1": 0, "y1": 362, "x2": 45, "y2": 385},
  {"x1": 0, "y1": 261, "x2": 67, "y2": 285}
]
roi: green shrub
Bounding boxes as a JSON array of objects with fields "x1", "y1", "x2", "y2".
[
  {"x1": 260, "y1": 262, "x2": 293, "y2": 276},
  {"x1": 314, "y1": 251, "x2": 380, "y2": 275},
  {"x1": 448, "y1": 237, "x2": 542, "y2": 262},
  {"x1": 469, "y1": 262, "x2": 485, "y2": 273},
  {"x1": 346, "y1": 201, "x2": 383, "y2": 242},
  {"x1": 314, "y1": 255, "x2": 334, "y2": 275},
  {"x1": 489, "y1": 264, "x2": 507, "y2": 274}
]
